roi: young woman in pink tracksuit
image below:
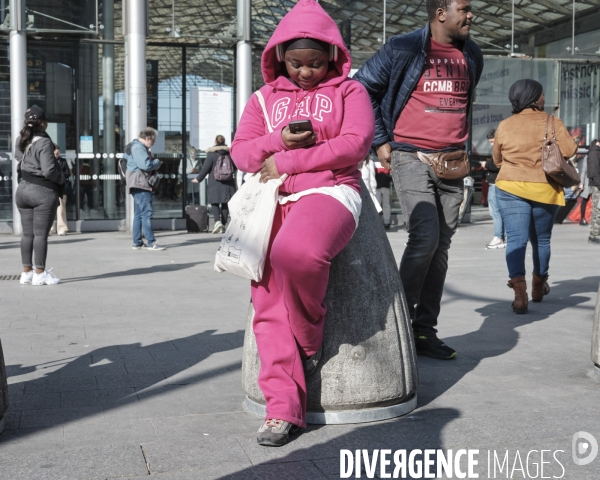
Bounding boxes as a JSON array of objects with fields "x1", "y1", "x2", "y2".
[{"x1": 231, "y1": 0, "x2": 374, "y2": 447}]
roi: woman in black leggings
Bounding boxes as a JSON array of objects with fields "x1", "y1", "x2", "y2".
[
  {"x1": 192, "y1": 135, "x2": 237, "y2": 234},
  {"x1": 14, "y1": 106, "x2": 65, "y2": 285}
]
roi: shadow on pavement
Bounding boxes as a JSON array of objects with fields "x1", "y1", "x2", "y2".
[
  {"x1": 61, "y1": 262, "x2": 207, "y2": 283},
  {"x1": 417, "y1": 275, "x2": 600, "y2": 409},
  {"x1": 217, "y1": 408, "x2": 462, "y2": 480},
  {"x1": 2, "y1": 329, "x2": 244, "y2": 440}
]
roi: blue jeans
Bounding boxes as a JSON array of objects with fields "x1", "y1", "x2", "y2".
[
  {"x1": 487, "y1": 184, "x2": 505, "y2": 239},
  {"x1": 496, "y1": 188, "x2": 559, "y2": 279},
  {"x1": 131, "y1": 190, "x2": 156, "y2": 246}
]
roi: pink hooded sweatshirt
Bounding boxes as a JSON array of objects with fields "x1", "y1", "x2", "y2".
[{"x1": 230, "y1": 0, "x2": 375, "y2": 194}]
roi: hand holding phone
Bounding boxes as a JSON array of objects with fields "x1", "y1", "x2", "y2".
[
  {"x1": 283, "y1": 120, "x2": 317, "y2": 150},
  {"x1": 289, "y1": 120, "x2": 314, "y2": 134}
]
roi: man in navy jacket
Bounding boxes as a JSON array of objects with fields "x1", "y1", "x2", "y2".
[{"x1": 355, "y1": 0, "x2": 483, "y2": 360}]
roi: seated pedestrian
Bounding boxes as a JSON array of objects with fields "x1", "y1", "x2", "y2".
[
  {"x1": 15, "y1": 105, "x2": 65, "y2": 285},
  {"x1": 192, "y1": 135, "x2": 236, "y2": 234},
  {"x1": 493, "y1": 79, "x2": 577, "y2": 313},
  {"x1": 230, "y1": 0, "x2": 374, "y2": 447},
  {"x1": 125, "y1": 127, "x2": 166, "y2": 251}
]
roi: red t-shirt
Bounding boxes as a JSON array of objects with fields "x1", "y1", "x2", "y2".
[{"x1": 394, "y1": 38, "x2": 470, "y2": 151}]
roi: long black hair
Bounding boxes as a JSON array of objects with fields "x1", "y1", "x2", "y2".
[{"x1": 18, "y1": 118, "x2": 47, "y2": 153}]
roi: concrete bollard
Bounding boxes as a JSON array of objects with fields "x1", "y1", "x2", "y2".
[
  {"x1": 592, "y1": 284, "x2": 600, "y2": 381},
  {"x1": 242, "y1": 182, "x2": 418, "y2": 424},
  {"x1": 0, "y1": 339, "x2": 8, "y2": 434}
]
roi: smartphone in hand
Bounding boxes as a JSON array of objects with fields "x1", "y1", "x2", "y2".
[{"x1": 289, "y1": 120, "x2": 314, "y2": 134}]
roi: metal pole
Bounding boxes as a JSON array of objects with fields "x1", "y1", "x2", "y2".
[
  {"x1": 103, "y1": 0, "x2": 116, "y2": 218},
  {"x1": 511, "y1": 0, "x2": 515, "y2": 56},
  {"x1": 571, "y1": 0, "x2": 575, "y2": 56},
  {"x1": 181, "y1": 46, "x2": 187, "y2": 219},
  {"x1": 236, "y1": 0, "x2": 252, "y2": 125},
  {"x1": 383, "y1": 0, "x2": 386, "y2": 44},
  {"x1": 91, "y1": 44, "x2": 100, "y2": 210},
  {"x1": 124, "y1": 0, "x2": 147, "y2": 231},
  {"x1": 9, "y1": 0, "x2": 25, "y2": 235}
]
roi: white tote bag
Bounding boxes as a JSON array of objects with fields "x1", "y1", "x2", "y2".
[{"x1": 214, "y1": 90, "x2": 287, "y2": 282}]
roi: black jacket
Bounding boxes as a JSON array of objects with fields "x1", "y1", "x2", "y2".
[
  {"x1": 588, "y1": 144, "x2": 600, "y2": 188},
  {"x1": 354, "y1": 23, "x2": 484, "y2": 151},
  {"x1": 195, "y1": 146, "x2": 237, "y2": 204},
  {"x1": 15, "y1": 132, "x2": 65, "y2": 195},
  {"x1": 484, "y1": 158, "x2": 500, "y2": 184}
]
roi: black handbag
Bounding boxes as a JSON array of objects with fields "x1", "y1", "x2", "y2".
[{"x1": 541, "y1": 115, "x2": 580, "y2": 188}]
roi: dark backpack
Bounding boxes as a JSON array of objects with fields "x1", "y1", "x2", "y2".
[
  {"x1": 118, "y1": 142, "x2": 133, "y2": 183},
  {"x1": 213, "y1": 153, "x2": 234, "y2": 181}
]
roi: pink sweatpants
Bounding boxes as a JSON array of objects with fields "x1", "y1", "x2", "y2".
[{"x1": 251, "y1": 194, "x2": 355, "y2": 428}]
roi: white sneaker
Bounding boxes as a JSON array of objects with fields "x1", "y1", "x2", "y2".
[
  {"x1": 486, "y1": 236, "x2": 505, "y2": 249},
  {"x1": 147, "y1": 243, "x2": 166, "y2": 251},
  {"x1": 20, "y1": 271, "x2": 33, "y2": 285},
  {"x1": 32, "y1": 268, "x2": 61, "y2": 286},
  {"x1": 212, "y1": 221, "x2": 223, "y2": 234}
]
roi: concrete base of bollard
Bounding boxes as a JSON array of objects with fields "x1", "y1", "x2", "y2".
[
  {"x1": 592, "y1": 284, "x2": 600, "y2": 380},
  {"x1": 243, "y1": 394, "x2": 418, "y2": 425},
  {"x1": 241, "y1": 181, "x2": 419, "y2": 425},
  {"x1": 0, "y1": 339, "x2": 7, "y2": 432}
]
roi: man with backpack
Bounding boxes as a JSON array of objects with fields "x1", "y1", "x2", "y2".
[
  {"x1": 123, "y1": 127, "x2": 166, "y2": 250},
  {"x1": 192, "y1": 135, "x2": 236, "y2": 234}
]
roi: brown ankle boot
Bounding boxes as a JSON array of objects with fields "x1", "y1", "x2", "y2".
[
  {"x1": 507, "y1": 276, "x2": 528, "y2": 314},
  {"x1": 531, "y1": 273, "x2": 550, "y2": 302}
]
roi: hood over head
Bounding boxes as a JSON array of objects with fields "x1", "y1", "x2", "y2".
[{"x1": 261, "y1": 0, "x2": 351, "y2": 88}]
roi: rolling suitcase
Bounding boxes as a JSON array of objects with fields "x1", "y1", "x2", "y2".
[{"x1": 186, "y1": 181, "x2": 209, "y2": 233}]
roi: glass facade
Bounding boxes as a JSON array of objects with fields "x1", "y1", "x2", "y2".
[{"x1": 0, "y1": 1, "x2": 598, "y2": 228}]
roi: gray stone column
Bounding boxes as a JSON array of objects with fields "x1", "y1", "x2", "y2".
[
  {"x1": 124, "y1": 0, "x2": 147, "y2": 230},
  {"x1": 103, "y1": 0, "x2": 116, "y2": 218},
  {"x1": 236, "y1": 0, "x2": 252, "y2": 124},
  {"x1": 592, "y1": 283, "x2": 600, "y2": 380},
  {"x1": 9, "y1": 0, "x2": 26, "y2": 235},
  {"x1": 242, "y1": 182, "x2": 419, "y2": 424}
]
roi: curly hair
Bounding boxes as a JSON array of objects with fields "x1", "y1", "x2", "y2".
[
  {"x1": 426, "y1": 0, "x2": 453, "y2": 21},
  {"x1": 138, "y1": 127, "x2": 158, "y2": 141}
]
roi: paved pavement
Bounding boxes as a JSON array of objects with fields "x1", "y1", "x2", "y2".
[{"x1": 0, "y1": 214, "x2": 599, "y2": 479}]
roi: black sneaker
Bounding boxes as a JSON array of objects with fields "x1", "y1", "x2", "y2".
[
  {"x1": 589, "y1": 237, "x2": 600, "y2": 245},
  {"x1": 257, "y1": 419, "x2": 299, "y2": 447},
  {"x1": 414, "y1": 334, "x2": 457, "y2": 360},
  {"x1": 303, "y1": 345, "x2": 322, "y2": 377}
]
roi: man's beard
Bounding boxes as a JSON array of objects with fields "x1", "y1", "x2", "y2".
[{"x1": 452, "y1": 30, "x2": 470, "y2": 42}]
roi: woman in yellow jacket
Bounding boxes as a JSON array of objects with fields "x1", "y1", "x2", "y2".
[{"x1": 493, "y1": 79, "x2": 577, "y2": 314}]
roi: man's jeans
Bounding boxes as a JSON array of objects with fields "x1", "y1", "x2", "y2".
[
  {"x1": 391, "y1": 151, "x2": 464, "y2": 334},
  {"x1": 496, "y1": 188, "x2": 559, "y2": 279},
  {"x1": 131, "y1": 190, "x2": 156, "y2": 246},
  {"x1": 487, "y1": 184, "x2": 505, "y2": 239}
]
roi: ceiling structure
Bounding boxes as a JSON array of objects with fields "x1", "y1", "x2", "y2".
[
  {"x1": 142, "y1": 0, "x2": 600, "y2": 88},
  {"x1": 8, "y1": 1, "x2": 600, "y2": 94}
]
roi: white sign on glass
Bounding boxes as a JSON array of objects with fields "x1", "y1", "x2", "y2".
[{"x1": 190, "y1": 87, "x2": 233, "y2": 151}]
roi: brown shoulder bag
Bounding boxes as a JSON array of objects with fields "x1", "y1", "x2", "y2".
[{"x1": 541, "y1": 115, "x2": 580, "y2": 188}]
